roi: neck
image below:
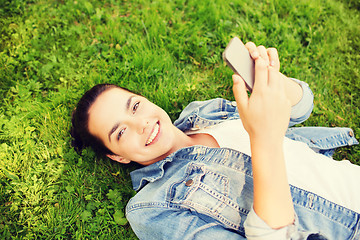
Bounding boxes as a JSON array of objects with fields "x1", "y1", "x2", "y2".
[
  {"x1": 173, "y1": 128, "x2": 219, "y2": 150},
  {"x1": 142, "y1": 128, "x2": 219, "y2": 166}
]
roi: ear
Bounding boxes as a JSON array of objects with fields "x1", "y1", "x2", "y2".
[{"x1": 106, "y1": 154, "x2": 131, "y2": 164}]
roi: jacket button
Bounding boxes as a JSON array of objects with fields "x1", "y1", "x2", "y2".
[
  {"x1": 231, "y1": 101, "x2": 237, "y2": 107},
  {"x1": 185, "y1": 179, "x2": 193, "y2": 187},
  {"x1": 349, "y1": 131, "x2": 354, "y2": 137}
]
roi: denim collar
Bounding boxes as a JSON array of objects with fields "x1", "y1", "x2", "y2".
[
  {"x1": 130, "y1": 157, "x2": 172, "y2": 192},
  {"x1": 130, "y1": 146, "x2": 203, "y2": 191}
]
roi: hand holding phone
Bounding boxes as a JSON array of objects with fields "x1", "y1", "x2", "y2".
[{"x1": 223, "y1": 37, "x2": 255, "y2": 91}]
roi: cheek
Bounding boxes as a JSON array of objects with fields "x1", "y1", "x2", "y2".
[{"x1": 109, "y1": 134, "x2": 141, "y2": 156}]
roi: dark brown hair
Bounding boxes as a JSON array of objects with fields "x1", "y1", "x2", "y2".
[{"x1": 71, "y1": 84, "x2": 135, "y2": 156}]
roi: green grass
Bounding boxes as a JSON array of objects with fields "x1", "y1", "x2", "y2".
[{"x1": 0, "y1": 0, "x2": 359, "y2": 238}]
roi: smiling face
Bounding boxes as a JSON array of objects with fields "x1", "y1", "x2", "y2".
[{"x1": 88, "y1": 88, "x2": 179, "y2": 165}]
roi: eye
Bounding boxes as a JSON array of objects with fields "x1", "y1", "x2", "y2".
[
  {"x1": 117, "y1": 128, "x2": 125, "y2": 141},
  {"x1": 132, "y1": 101, "x2": 140, "y2": 114}
]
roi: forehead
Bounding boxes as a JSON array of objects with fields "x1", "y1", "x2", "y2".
[
  {"x1": 94, "y1": 87, "x2": 133, "y2": 107},
  {"x1": 90, "y1": 87, "x2": 134, "y2": 114},
  {"x1": 88, "y1": 88, "x2": 134, "y2": 137}
]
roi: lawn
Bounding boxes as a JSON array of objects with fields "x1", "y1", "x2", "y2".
[{"x1": 0, "y1": 0, "x2": 359, "y2": 239}]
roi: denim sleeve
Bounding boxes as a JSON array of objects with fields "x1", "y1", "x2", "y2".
[
  {"x1": 244, "y1": 207, "x2": 327, "y2": 240},
  {"x1": 126, "y1": 207, "x2": 246, "y2": 240},
  {"x1": 289, "y1": 79, "x2": 314, "y2": 127}
]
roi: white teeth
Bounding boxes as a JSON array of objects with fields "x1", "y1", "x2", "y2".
[{"x1": 146, "y1": 123, "x2": 159, "y2": 145}]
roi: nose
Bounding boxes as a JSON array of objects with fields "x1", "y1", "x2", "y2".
[{"x1": 132, "y1": 117, "x2": 149, "y2": 135}]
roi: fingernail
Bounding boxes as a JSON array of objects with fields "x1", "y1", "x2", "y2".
[
  {"x1": 251, "y1": 51, "x2": 259, "y2": 58},
  {"x1": 270, "y1": 60, "x2": 275, "y2": 66}
]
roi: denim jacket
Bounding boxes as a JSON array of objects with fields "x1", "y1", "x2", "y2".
[{"x1": 126, "y1": 81, "x2": 359, "y2": 240}]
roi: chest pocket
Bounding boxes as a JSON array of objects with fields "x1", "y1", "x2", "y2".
[{"x1": 167, "y1": 163, "x2": 245, "y2": 231}]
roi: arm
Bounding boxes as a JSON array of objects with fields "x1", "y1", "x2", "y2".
[{"x1": 232, "y1": 49, "x2": 294, "y2": 228}]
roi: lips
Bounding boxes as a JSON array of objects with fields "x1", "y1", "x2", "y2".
[{"x1": 146, "y1": 122, "x2": 160, "y2": 146}]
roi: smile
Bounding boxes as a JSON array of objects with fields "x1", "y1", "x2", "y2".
[{"x1": 146, "y1": 122, "x2": 160, "y2": 146}]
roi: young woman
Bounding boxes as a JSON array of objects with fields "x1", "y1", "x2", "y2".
[{"x1": 71, "y1": 42, "x2": 360, "y2": 240}]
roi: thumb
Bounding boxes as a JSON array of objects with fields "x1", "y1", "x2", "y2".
[{"x1": 232, "y1": 74, "x2": 248, "y2": 112}]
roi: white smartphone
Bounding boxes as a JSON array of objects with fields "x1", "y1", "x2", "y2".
[{"x1": 223, "y1": 37, "x2": 255, "y2": 91}]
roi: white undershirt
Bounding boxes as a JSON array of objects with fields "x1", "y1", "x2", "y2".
[{"x1": 186, "y1": 119, "x2": 360, "y2": 213}]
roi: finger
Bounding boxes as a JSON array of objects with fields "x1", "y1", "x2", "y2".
[
  {"x1": 253, "y1": 57, "x2": 268, "y2": 92},
  {"x1": 232, "y1": 74, "x2": 248, "y2": 112},
  {"x1": 267, "y1": 48, "x2": 280, "y2": 71},
  {"x1": 245, "y1": 42, "x2": 260, "y2": 59},
  {"x1": 257, "y1": 45, "x2": 269, "y2": 65}
]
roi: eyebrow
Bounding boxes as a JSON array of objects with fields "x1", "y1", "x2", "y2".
[
  {"x1": 126, "y1": 95, "x2": 136, "y2": 111},
  {"x1": 108, "y1": 95, "x2": 136, "y2": 142}
]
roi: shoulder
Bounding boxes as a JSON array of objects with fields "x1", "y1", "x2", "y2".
[
  {"x1": 180, "y1": 98, "x2": 237, "y2": 115},
  {"x1": 174, "y1": 98, "x2": 239, "y2": 131}
]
